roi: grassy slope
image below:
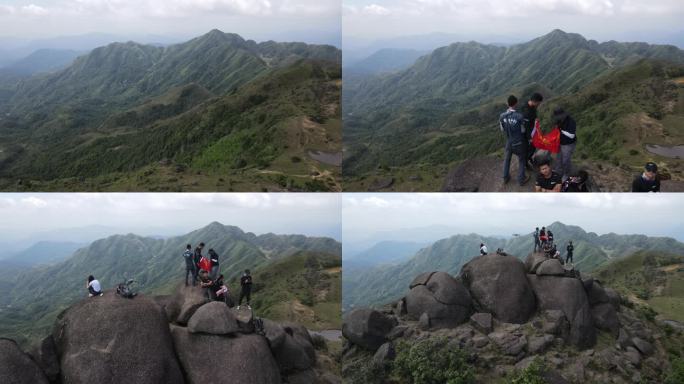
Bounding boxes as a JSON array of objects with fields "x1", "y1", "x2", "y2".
[
  {"x1": 595, "y1": 251, "x2": 684, "y2": 322},
  {"x1": 231, "y1": 252, "x2": 342, "y2": 331}
]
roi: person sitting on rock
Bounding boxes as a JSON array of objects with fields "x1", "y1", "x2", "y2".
[
  {"x1": 566, "y1": 241, "x2": 574, "y2": 264},
  {"x1": 213, "y1": 274, "x2": 232, "y2": 307},
  {"x1": 542, "y1": 242, "x2": 553, "y2": 257},
  {"x1": 632, "y1": 162, "x2": 660, "y2": 192},
  {"x1": 87, "y1": 275, "x2": 103, "y2": 297},
  {"x1": 533, "y1": 227, "x2": 541, "y2": 252},
  {"x1": 480, "y1": 243, "x2": 488, "y2": 256},
  {"x1": 198, "y1": 269, "x2": 215, "y2": 300},
  {"x1": 535, "y1": 161, "x2": 562, "y2": 192},
  {"x1": 238, "y1": 269, "x2": 253, "y2": 309}
]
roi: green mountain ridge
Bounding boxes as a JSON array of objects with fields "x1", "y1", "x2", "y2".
[
  {"x1": 0, "y1": 221, "x2": 341, "y2": 346},
  {"x1": 0, "y1": 30, "x2": 342, "y2": 191},
  {"x1": 343, "y1": 222, "x2": 684, "y2": 311}
]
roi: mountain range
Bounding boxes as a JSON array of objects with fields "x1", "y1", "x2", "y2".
[
  {"x1": 342, "y1": 222, "x2": 684, "y2": 311},
  {"x1": 0, "y1": 222, "x2": 341, "y2": 346},
  {"x1": 0, "y1": 30, "x2": 342, "y2": 192},
  {"x1": 343, "y1": 30, "x2": 684, "y2": 191}
]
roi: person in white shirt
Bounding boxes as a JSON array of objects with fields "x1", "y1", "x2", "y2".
[
  {"x1": 480, "y1": 243, "x2": 488, "y2": 256},
  {"x1": 87, "y1": 275, "x2": 103, "y2": 297}
]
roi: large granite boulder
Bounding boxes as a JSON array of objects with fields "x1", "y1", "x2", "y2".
[
  {"x1": 27, "y1": 335, "x2": 60, "y2": 383},
  {"x1": 525, "y1": 253, "x2": 548, "y2": 273},
  {"x1": 170, "y1": 325, "x2": 281, "y2": 384},
  {"x1": 537, "y1": 259, "x2": 565, "y2": 276},
  {"x1": 0, "y1": 338, "x2": 50, "y2": 384},
  {"x1": 527, "y1": 275, "x2": 596, "y2": 349},
  {"x1": 591, "y1": 303, "x2": 620, "y2": 336},
  {"x1": 272, "y1": 323, "x2": 317, "y2": 372},
  {"x1": 342, "y1": 308, "x2": 396, "y2": 351},
  {"x1": 461, "y1": 254, "x2": 536, "y2": 323},
  {"x1": 405, "y1": 271, "x2": 472, "y2": 328},
  {"x1": 187, "y1": 301, "x2": 240, "y2": 335},
  {"x1": 173, "y1": 285, "x2": 209, "y2": 325},
  {"x1": 51, "y1": 292, "x2": 184, "y2": 384}
]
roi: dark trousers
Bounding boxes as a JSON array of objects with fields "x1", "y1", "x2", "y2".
[
  {"x1": 185, "y1": 265, "x2": 197, "y2": 286},
  {"x1": 566, "y1": 253, "x2": 573, "y2": 264},
  {"x1": 534, "y1": 239, "x2": 541, "y2": 252},
  {"x1": 239, "y1": 286, "x2": 252, "y2": 305},
  {"x1": 88, "y1": 286, "x2": 101, "y2": 296},
  {"x1": 503, "y1": 142, "x2": 527, "y2": 184}
]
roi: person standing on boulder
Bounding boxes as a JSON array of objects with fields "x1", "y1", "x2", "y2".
[
  {"x1": 539, "y1": 227, "x2": 548, "y2": 245},
  {"x1": 632, "y1": 162, "x2": 661, "y2": 192},
  {"x1": 533, "y1": 227, "x2": 541, "y2": 252},
  {"x1": 480, "y1": 243, "x2": 488, "y2": 256},
  {"x1": 552, "y1": 107, "x2": 577, "y2": 182},
  {"x1": 193, "y1": 242, "x2": 204, "y2": 283},
  {"x1": 183, "y1": 244, "x2": 196, "y2": 286},
  {"x1": 521, "y1": 93, "x2": 544, "y2": 168},
  {"x1": 87, "y1": 275, "x2": 103, "y2": 297},
  {"x1": 547, "y1": 230, "x2": 554, "y2": 245},
  {"x1": 238, "y1": 269, "x2": 253, "y2": 309},
  {"x1": 208, "y1": 248, "x2": 220, "y2": 280},
  {"x1": 500, "y1": 95, "x2": 530, "y2": 186},
  {"x1": 566, "y1": 241, "x2": 574, "y2": 265}
]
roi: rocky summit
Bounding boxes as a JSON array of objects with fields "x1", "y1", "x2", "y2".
[
  {"x1": 0, "y1": 285, "x2": 339, "y2": 384},
  {"x1": 342, "y1": 252, "x2": 684, "y2": 383}
]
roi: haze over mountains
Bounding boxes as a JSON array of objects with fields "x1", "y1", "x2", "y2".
[
  {"x1": 343, "y1": 222, "x2": 684, "y2": 311},
  {"x1": 0, "y1": 29, "x2": 342, "y2": 192},
  {"x1": 0, "y1": 221, "x2": 341, "y2": 346},
  {"x1": 343, "y1": 30, "x2": 684, "y2": 191}
]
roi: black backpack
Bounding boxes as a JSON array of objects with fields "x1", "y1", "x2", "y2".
[{"x1": 116, "y1": 279, "x2": 138, "y2": 299}]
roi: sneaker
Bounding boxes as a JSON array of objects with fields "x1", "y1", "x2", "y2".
[
  {"x1": 236, "y1": 306, "x2": 240, "y2": 310},
  {"x1": 99, "y1": 293, "x2": 104, "y2": 297},
  {"x1": 519, "y1": 174, "x2": 530, "y2": 186}
]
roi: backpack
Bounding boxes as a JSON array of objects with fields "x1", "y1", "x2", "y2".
[{"x1": 116, "y1": 279, "x2": 137, "y2": 299}]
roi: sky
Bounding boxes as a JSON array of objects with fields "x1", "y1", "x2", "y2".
[
  {"x1": 0, "y1": 193, "x2": 341, "y2": 245},
  {"x1": 343, "y1": 0, "x2": 684, "y2": 47},
  {"x1": 0, "y1": 0, "x2": 340, "y2": 43},
  {"x1": 343, "y1": 193, "x2": 684, "y2": 253}
]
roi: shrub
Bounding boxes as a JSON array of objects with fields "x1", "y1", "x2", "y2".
[
  {"x1": 665, "y1": 358, "x2": 684, "y2": 384},
  {"x1": 393, "y1": 338, "x2": 475, "y2": 384},
  {"x1": 509, "y1": 358, "x2": 546, "y2": 384}
]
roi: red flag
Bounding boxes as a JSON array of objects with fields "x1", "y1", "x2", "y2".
[
  {"x1": 199, "y1": 257, "x2": 211, "y2": 272},
  {"x1": 532, "y1": 120, "x2": 561, "y2": 154}
]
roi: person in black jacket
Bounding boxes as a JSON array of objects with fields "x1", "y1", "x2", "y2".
[
  {"x1": 183, "y1": 244, "x2": 195, "y2": 286},
  {"x1": 566, "y1": 241, "x2": 574, "y2": 264},
  {"x1": 520, "y1": 93, "x2": 544, "y2": 168},
  {"x1": 500, "y1": 95, "x2": 530, "y2": 186},
  {"x1": 632, "y1": 162, "x2": 661, "y2": 192},
  {"x1": 552, "y1": 107, "x2": 577, "y2": 182},
  {"x1": 208, "y1": 249, "x2": 220, "y2": 280},
  {"x1": 238, "y1": 269, "x2": 253, "y2": 309},
  {"x1": 193, "y1": 242, "x2": 204, "y2": 283}
]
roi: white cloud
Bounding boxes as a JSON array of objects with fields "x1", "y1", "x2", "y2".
[
  {"x1": 362, "y1": 4, "x2": 390, "y2": 15},
  {"x1": 20, "y1": 197, "x2": 48, "y2": 208}
]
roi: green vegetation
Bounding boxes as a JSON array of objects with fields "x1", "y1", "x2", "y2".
[
  {"x1": 393, "y1": 338, "x2": 475, "y2": 384},
  {"x1": 596, "y1": 251, "x2": 684, "y2": 322},
  {"x1": 665, "y1": 358, "x2": 684, "y2": 384},
  {"x1": 509, "y1": 359, "x2": 546, "y2": 384},
  {"x1": 0, "y1": 30, "x2": 341, "y2": 191},
  {"x1": 343, "y1": 29, "x2": 684, "y2": 191}
]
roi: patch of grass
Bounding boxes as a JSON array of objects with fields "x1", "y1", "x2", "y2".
[{"x1": 393, "y1": 337, "x2": 475, "y2": 384}]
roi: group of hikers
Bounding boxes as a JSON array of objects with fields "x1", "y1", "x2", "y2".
[
  {"x1": 499, "y1": 93, "x2": 662, "y2": 193},
  {"x1": 183, "y1": 242, "x2": 253, "y2": 309},
  {"x1": 86, "y1": 242, "x2": 255, "y2": 309},
  {"x1": 478, "y1": 226, "x2": 575, "y2": 265}
]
